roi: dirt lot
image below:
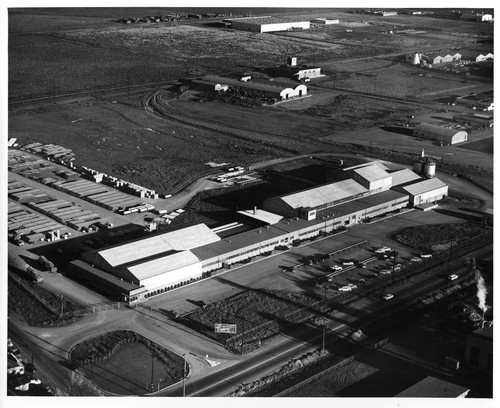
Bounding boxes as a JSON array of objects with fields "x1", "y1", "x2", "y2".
[{"x1": 8, "y1": 9, "x2": 493, "y2": 197}]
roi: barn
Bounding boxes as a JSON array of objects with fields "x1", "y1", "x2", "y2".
[{"x1": 413, "y1": 123, "x2": 468, "y2": 145}]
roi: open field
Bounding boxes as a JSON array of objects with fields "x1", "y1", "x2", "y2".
[{"x1": 9, "y1": 8, "x2": 493, "y2": 197}]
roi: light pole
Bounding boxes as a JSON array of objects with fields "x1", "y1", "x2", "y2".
[
  {"x1": 321, "y1": 281, "x2": 327, "y2": 353},
  {"x1": 150, "y1": 350, "x2": 155, "y2": 392}
]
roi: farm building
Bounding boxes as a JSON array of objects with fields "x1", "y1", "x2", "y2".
[
  {"x1": 229, "y1": 16, "x2": 310, "y2": 33},
  {"x1": 421, "y1": 52, "x2": 461, "y2": 65},
  {"x1": 413, "y1": 123, "x2": 468, "y2": 145},
  {"x1": 399, "y1": 178, "x2": 448, "y2": 207},
  {"x1": 191, "y1": 80, "x2": 229, "y2": 93},
  {"x1": 460, "y1": 52, "x2": 494, "y2": 62},
  {"x1": 396, "y1": 376, "x2": 470, "y2": 398},
  {"x1": 454, "y1": 113, "x2": 493, "y2": 127},
  {"x1": 293, "y1": 67, "x2": 323, "y2": 81},
  {"x1": 461, "y1": 13, "x2": 493, "y2": 22},
  {"x1": 455, "y1": 94, "x2": 494, "y2": 111},
  {"x1": 311, "y1": 18, "x2": 339, "y2": 24},
  {"x1": 196, "y1": 75, "x2": 307, "y2": 100}
]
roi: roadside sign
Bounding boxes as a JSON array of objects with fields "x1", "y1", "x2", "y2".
[{"x1": 215, "y1": 323, "x2": 237, "y2": 334}]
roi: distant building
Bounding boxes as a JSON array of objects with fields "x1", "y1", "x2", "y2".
[
  {"x1": 413, "y1": 123, "x2": 468, "y2": 145},
  {"x1": 229, "y1": 16, "x2": 310, "y2": 33},
  {"x1": 461, "y1": 13, "x2": 493, "y2": 22},
  {"x1": 396, "y1": 376, "x2": 470, "y2": 398},
  {"x1": 455, "y1": 94, "x2": 494, "y2": 111},
  {"x1": 422, "y1": 52, "x2": 461, "y2": 65},
  {"x1": 453, "y1": 113, "x2": 493, "y2": 127},
  {"x1": 312, "y1": 18, "x2": 339, "y2": 24},
  {"x1": 194, "y1": 75, "x2": 308, "y2": 100},
  {"x1": 465, "y1": 327, "x2": 493, "y2": 372}
]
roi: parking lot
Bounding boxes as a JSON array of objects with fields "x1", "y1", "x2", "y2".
[{"x1": 145, "y1": 207, "x2": 467, "y2": 316}]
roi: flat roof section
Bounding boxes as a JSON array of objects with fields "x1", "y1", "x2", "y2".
[
  {"x1": 237, "y1": 209, "x2": 283, "y2": 225},
  {"x1": 125, "y1": 250, "x2": 201, "y2": 281},
  {"x1": 396, "y1": 376, "x2": 470, "y2": 398},
  {"x1": 389, "y1": 168, "x2": 422, "y2": 186},
  {"x1": 354, "y1": 164, "x2": 392, "y2": 183},
  {"x1": 281, "y1": 179, "x2": 368, "y2": 209},
  {"x1": 97, "y1": 224, "x2": 221, "y2": 267},
  {"x1": 401, "y1": 178, "x2": 447, "y2": 196}
]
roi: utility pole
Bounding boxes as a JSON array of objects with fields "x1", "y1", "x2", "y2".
[
  {"x1": 240, "y1": 318, "x2": 245, "y2": 355},
  {"x1": 322, "y1": 281, "x2": 327, "y2": 353},
  {"x1": 150, "y1": 351, "x2": 154, "y2": 392},
  {"x1": 182, "y1": 353, "x2": 187, "y2": 397}
]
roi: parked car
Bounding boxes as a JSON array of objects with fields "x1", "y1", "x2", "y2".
[
  {"x1": 394, "y1": 266, "x2": 401, "y2": 272},
  {"x1": 448, "y1": 274, "x2": 459, "y2": 281},
  {"x1": 355, "y1": 261, "x2": 366, "y2": 269},
  {"x1": 383, "y1": 293, "x2": 394, "y2": 301},
  {"x1": 338, "y1": 285, "x2": 353, "y2": 292},
  {"x1": 342, "y1": 261, "x2": 354, "y2": 267},
  {"x1": 380, "y1": 269, "x2": 391, "y2": 275},
  {"x1": 330, "y1": 265, "x2": 343, "y2": 271},
  {"x1": 410, "y1": 257, "x2": 422, "y2": 262},
  {"x1": 421, "y1": 254, "x2": 433, "y2": 259},
  {"x1": 347, "y1": 283, "x2": 358, "y2": 290},
  {"x1": 375, "y1": 246, "x2": 392, "y2": 254}
]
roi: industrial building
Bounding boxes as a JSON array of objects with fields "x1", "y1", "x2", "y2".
[
  {"x1": 229, "y1": 16, "x2": 310, "y2": 33},
  {"x1": 396, "y1": 376, "x2": 470, "y2": 398},
  {"x1": 454, "y1": 113, "x2": 493, "y2": 127},
  {"x1": 70, "y1": 161, "x2": 448, "y2": 304},
  {"x1": 465, "y1": 327, "x2": 493, "y2": 373},
  {"x1": 413, "y1": 123, "x2": 468, "y2": 145},
  {"x1": 194, "y1": 75, "x2": 307, "y2": 100}
]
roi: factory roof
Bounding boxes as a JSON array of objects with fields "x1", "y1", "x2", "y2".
[
  {"x1": 342, "y1": 160, "x2": 389, "y2": 172},
  {"x1": 125, "y1": 250, "x2": 201, "y2": 281},
  {"x1": 96, "y1": 224, "x2": 220, "y2": 267},
  {"x1": 280, "y1": 179, "x2": 368, "y2": 209},
  {"x1": 401, "y1": 177, "x2": 447, "y2": 196},
  {"x1": 237, "y1": 208, "x2": 283, "y2": 225},
  {"x1": 389, "y1": 168, "x2": 422, "y2": 186},
  {"x1": 317, "y1": 189, "x2": 408, "y2": 218},
  {"x1": 353, "y1": 164, "x2": 392, "y2": 183},
  {"x1": 396, "y1": 376, "x2": 470, "y2": 398}
]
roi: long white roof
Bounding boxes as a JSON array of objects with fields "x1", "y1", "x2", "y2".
[
  {"x1": 98, "y1": 224, "x2": 220, "y2": 267},
  {"x1": 126, "y1": 250, "x2": 200, "y2": 281},
  {"x1": 282, "y1": 179, "x2": 367, "y2": 209},
  {"x1": 402, "y1": 178, "x2": 447, "y2": 196}
]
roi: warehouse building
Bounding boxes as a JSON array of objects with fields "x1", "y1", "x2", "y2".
[
  {"x1": 399, "y1": 178, "x2": 448, "y2": 206},
  {"x1": 230, "y1": 16, "x2": 310, "y2": 33},
  {"x1": 413, "y1": 123, "x2": 468, "y2": 145},
  {"x1": 195, "y1": 75, "x2": 307, "y2": 100}
]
